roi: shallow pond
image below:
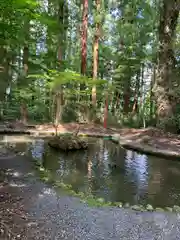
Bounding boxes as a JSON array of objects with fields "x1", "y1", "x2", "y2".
[{"x1": 1, "y1": 135, "x2": 180, "y2": 207}]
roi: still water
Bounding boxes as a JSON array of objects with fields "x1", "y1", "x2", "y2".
[{"x1": 2, "y1": 135, "x2": 180, "y2": 207}]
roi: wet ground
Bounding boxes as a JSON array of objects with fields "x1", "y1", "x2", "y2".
[{"x1": 0, "y1": 135, "x2": 180, "y2": 239}]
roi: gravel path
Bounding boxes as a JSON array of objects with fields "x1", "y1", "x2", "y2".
[{"x1": 0, "y1": 153, "x2": 180, "y2": 240}]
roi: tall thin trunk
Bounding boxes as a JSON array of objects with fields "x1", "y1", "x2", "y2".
[
  {"x1": 154, "y1": 0, "x2": 179, "y2": 130},
  {"x1": 115, "y1": 92, "x2": 120, "y2": 114},
  {"x1": 81, "y1": 0, "x2": 88, "y2": 75},
  {"x1": 23, "y1": 46, "x2": 29, "y2": 75},
  {"x1": 140, "y1": 64, "x2": 144, "y2": 111},
  {"x1": 21, "y1": 47, "x2": 28, "y2": 124},
  {"x1": 92, "y1": 0, "x2": 101, "y2": 106},
  {"x1": 123, "y1": 79, "x2": 131, "y2": 113},
  {"x1": 150, "y1": 65, "x2": 156, "y2": 121},
  {"x1": 0, "y1": 48, "x2": 9, "y2": 101},
  {"x1": 132, "y1": 70, "x2": 140, "y2": 114},
  {"x1": 103, "y1": 92, "x2": 108, "y2": 128},
  {"x1": 54, "y1": 0, "x2": 67, "y2": 125},
  {"x1": 20, "y1": 20, "x2": 30, "y2": 124}
]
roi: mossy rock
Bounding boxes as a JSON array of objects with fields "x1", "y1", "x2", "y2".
[
  {"x1": 97, "y1": 198, "x2": 105, "y2": 204},
  {"x1": 165, "y1": 207, "x2": 173, "y2": 212},
  {"x1": 114, "y1": 202, "x2": 123, "y2": 208},
  {"x1": 124, "y1": 203, "x2": 130, "y2": 208},
  {"x1": 155, "y1": 207, "x2": 164, "y2": 212},
  {"x1": 131, "y1": 205, "x2": 143, "y2": 211},
  {"x1": 173, "y1": 205, "x2": 180, "y2": 213},
  {"x1": 48, "y1": 135, "x2": 88, "y2": 151},
  {"x1": 146, "y1": 204, "x2": 154, "y2": 211}
]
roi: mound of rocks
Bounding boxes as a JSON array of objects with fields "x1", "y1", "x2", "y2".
[{"x1": 48, "y1": 134, "x2": 88, "y2": 151}]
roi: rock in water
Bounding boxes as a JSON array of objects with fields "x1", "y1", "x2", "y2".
[{"x1": 48, "y1": 134, "x2": 88, "y2": 151}]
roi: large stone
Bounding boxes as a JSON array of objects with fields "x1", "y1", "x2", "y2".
[
  {"x1": 146, "y1": 204, "x2": 154, "y2": 211},
  {"x1": 111, "y1": 134, "x2": 120, "y2": 143},
  {"x1": 48, "y1": 134, "x2": 88, "y2": 151},
  {"x1": 173, "y1": 205, "x2": 180, "y2": 213}
]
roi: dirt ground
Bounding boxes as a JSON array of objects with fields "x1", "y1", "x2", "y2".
[{"x1": 33, "y1": 123, "x2": 180, "y2": 156}]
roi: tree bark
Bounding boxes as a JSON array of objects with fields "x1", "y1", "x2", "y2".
[
  {"x1": 123, "y1": 79, "x2": 131, "y2": 113},
  {"x1": 54, "y1": 0, "x2": 67, "y2": 124},
  {"x1": 20, "y1": 46, "x2": 29, "y2": 124},
  {"x1": 92, "y1": 0, "x2": 101, "y2": 106},
  {"x1": 23, "y1": 46, "x2": 29, "y2": 75},
  {"x1": 150, "y1": 65, "x2": 156, "y2": 121},
  {"x1": 0, "y1": 48, "x2": 9, "y2": 101},
  {"x1": 154, "y1": 0, "x2": 180, "y2": 129},
  {"x1": 81, "y1": 0, "x2": 88, "y2": 75},
  {"x1": 103, "y1": 92, "x2": 108, "y2": 128},
  {"x1": 132, "y1": 70, "x2": 140, "y2": 114}
]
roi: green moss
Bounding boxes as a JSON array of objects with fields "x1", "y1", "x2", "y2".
[
  {"x1": 155, "y1": 207, "x2": 164, "y2": 212},
  {"x1": 146, "y1": 204, "x2": 153, "y2": 211},
  {"x1": 74, "y1": 192, "x2": 84, "y2": 198},
  {"x1": 32, "y1": 158, "x2": 180, "y2": 213},
  {"x1": 104, "y1": 201, "x2": 113, "y2": 207},
  {"x1": 86, "y1": 197, "x2": 104, "y2": 207},
  {"x1": 173, "y1": 205, "x2": 180, "y2": 213},
  {"x1": 68, "y1": 190, "x2": 77, "y2": 196},
  {"x1": 97, "y1": 198, "x2": 105, "y2": 204},
  {"x1": 114, "y1": 202, "x2": 122, "y2": 207},
  {"x1": 131, "y1": 205, "x2": 145, "y2": 212},
  {"x1": 165, "y1": 207, "x2": 173, "y2": 212}
]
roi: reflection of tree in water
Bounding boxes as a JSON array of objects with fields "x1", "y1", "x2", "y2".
[
  {"x1": 147, "y1": 157, "x2": 180, "y2": 207},
  {"x1": 125, "y1": 151, "x2": 148, "y2": 204},
  {"x1": 29, "y1": 139, "x2": 45, "y2": 164},
  {"x1": 42, "y1": 143, "x2": 89, "y2": 191},
  {"x1": 28, "y1": 137, "x2": 180, "y2": 206}
]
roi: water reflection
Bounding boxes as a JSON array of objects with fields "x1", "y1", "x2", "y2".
[{"x1": 5, "y1": 135, "x2": 180, "y2": 207}]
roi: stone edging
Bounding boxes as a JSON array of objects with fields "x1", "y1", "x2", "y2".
[{"x1": 111, "y1": 134, "x2": 180, "y2": 160}]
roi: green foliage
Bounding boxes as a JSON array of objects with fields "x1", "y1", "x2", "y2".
[{"x1": 1, "y1": 0, "x2": 180, "y2": 131}]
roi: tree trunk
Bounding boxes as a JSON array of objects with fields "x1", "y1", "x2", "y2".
[
  {"x1": 81, "y1": 0, "x2": 88, "y2": 75},
  {"x1": 154, "y1": 0, "x2": 179, "y2": 130},
  {"x1": 54, "y1": 91, "x2": 63, "y2": 125},
  {"x1": 0, "y1": 48, "x2": 10, "y2": 101},
  {"x1": 23, "y1": 46, "x2": 29, "y2": 75},
  {"x1": 103, "y1": 92, "x2": 108, "y2": 129},
  {"x1": 20, "y1": 102, "x2": 28, "y2": 125},
  {"x1": 20, "y1": 18, "x2": 30, "y2": 124},
  {"x1": 92, "y1": 0, "x2": 100, "y2": 106},
  {"x1": 132, "y1": 70, "x2": 140, "y2": 114},
  {"x1": 150, "y1": 65, "x2": 156, "y2": 121},
  {"x1": 123, "y1": 79, "x2": 131, "y2": 113},
  {"x1": 140, "y1": 64, "x2": 144, "y2": 111},
  {"x1": 54, "y1": 0, "x2": 67, "y2": 125},
  {"x1": 20, "y1": 45, "x2": 29, "y2": 124}
]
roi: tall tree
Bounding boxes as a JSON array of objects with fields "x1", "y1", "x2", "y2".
[
  {"x1": 54, "y1": 0, "x2": 68, "y2": 125},
  {"x1": 154, "y1": 0, "x2": 180, "y2": 130},
  {"x1": 92, "y1": 0, "x2": 101, "y2": 106},
  {"x1": 81, "y1": 0, "x2": 88, "y2": 75}
]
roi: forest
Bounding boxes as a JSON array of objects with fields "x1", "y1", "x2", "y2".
[
  {"x1": 2, "y1": 1, "x2": 180, "y2": 238},
  {"x1": 1, "y1": 0, "x2": 180, "y2": 133}
]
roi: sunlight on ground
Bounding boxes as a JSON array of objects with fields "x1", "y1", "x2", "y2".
[
  {"x1": 37, "y1": 188, "x2": 56, "y2": 199},
  {"x1": 43, "y1": 188, "x2": 55, "y2": 195},
  {"x1": 0, "y1": 135, "x2": 34, "y2": 143},
  {"x1": 13, "y1": 171, "x2": 21, "y2": 177},
  {"x1": 9, "y1": 182, "x2": 26, "y2": 187}
]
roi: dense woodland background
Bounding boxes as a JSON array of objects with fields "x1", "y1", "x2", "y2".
[{"x1": 1, "y1": 0, "x2": 180, "y2": 132}]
